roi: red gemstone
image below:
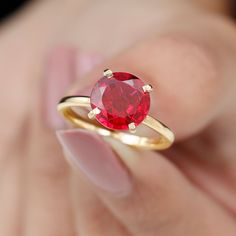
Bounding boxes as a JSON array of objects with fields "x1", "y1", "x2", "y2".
[{"x1": 90, "y1": 72, "x2": 151, "y2": 130}]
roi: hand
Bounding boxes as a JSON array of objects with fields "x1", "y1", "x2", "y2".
[{"x1": 1, "y1": 0, "x2": 236, "y2": 235}]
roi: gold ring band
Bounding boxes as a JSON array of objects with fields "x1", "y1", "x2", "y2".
[{"x1": 57, "y1": 96, "x2": 175, "y2": 150}]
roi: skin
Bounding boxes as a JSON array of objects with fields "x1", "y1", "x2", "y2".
[{"x1": 0, "y1": 0, "x2": 236, "y2": 235}]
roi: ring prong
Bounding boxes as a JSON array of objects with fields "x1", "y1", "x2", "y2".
[
  {"x1": 128, "y1": 122, "x2": 136, "y2": 133},
  {"x1": 88, "y1": 107, "x2": 101, "y2": 119},
  {"x1": 103, "y1": 69, "x2": 113, "y2": 78},
  {"x1": 142, "y1": 84, "x2": 153, "y2": 93}
]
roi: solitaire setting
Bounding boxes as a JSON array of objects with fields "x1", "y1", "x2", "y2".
[
  {"x1": 90, "y1": 71, "x2": 151, "y2": 131},
  {"x1": 57, "y1": 69, "x2": 175, "y2": 150}
]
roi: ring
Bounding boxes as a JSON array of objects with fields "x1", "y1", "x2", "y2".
[{"x1": 57, "y1": 69, "x2": 175, "y2": 150}]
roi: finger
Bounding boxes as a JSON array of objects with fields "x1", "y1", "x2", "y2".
[
  {"x1": 24, "y1": 47, "x2": 78, "y2": 236},
  {"x1": 45, "y1": 46, "x2": 131, "y2": 236},
  {"x1": 24, "y1": 46, "x2": 103, "y2": 236},
  {"x1": 71, "y1": 169, "x2": 131, "y2": 236},
  {"x1": 0, "y1": 0, "x2": 82, "y2": 161},
  {"x1": 67, "y1": 17, "x2": 236, "y2": 141},
  {"x1": 57, "y1": 129, "x2": 236, "y2": 236}
]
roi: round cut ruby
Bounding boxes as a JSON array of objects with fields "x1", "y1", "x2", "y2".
[{"x1": 90, "y1": 72, "x2": 151, "y2": 130}]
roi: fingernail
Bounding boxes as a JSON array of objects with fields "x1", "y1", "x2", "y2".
[
  {"x1": 44, "y1": 46, "x2": 77, "y2": 129},
  {"x1": 44, "y1": 47, "x2": 103, "y2": 129},
  {"x1": 56, "y1": 129, "x2": 132, "y2": 195}
]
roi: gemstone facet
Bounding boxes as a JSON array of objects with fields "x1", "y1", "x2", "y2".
[{"x1": 90, "y1": 72, "x2": 151, "y2": 130}]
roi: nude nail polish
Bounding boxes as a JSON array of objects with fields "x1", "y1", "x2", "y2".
[
  {"x1": 44, "y1": 47, "x2": 103, "y2": 129},
  {"x1": 45, "y1": 46, "x2": 77, "y2": 129},
  {"x1": 56, "y1": 129, "x2": 132, "y2": 195}
]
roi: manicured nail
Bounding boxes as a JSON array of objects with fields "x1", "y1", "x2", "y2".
[
  {"x1": 44, "y1": 47, "x2": 103, "y2": 129},
  {"x1": 56, "y1": 129, "x2": 132, "y2": 195},
  {"x1": 44, "y1": 46, "x2": 77, "y2": 129}
]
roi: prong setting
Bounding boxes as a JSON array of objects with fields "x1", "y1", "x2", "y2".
[
  {"x1": 88, "y1": 107, "x2": 101, "y2": 119},
  {"x1": 103, "y1": 69, "x2": 113, "y2": 78},
  {"x1": 142, "y1": 84, "x2": 153, "y2": 93},
  {"x1": 90, "y1": 71, "x2": 151, "y2": 130},
  {"x1": 128, "y1": 122, "x2": 136, "y2": 133}
]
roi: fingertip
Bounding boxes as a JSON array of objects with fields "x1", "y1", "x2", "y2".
[
  {"x1": 149, "y1": 34, "x2": 221, "y2": 139},
  {"x1": 63, "y1": 33, "x2": 229, "y2": 141}
]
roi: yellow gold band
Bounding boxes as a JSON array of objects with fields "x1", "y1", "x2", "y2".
[{"x1": 57, "y1": 96, "x2": 175, "y2": 150}]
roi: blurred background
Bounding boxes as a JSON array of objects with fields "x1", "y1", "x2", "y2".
[
  {"x1": 1, "y1": 0, "x2": 236, "y2": 21},
  {"x1": 0, "y1": 0, "x2": 29, "y2": 21}
]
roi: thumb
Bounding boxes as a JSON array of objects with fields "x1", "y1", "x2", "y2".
[{"x1": 56, "y1": 129, "x2": 236, "y2": 236}]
